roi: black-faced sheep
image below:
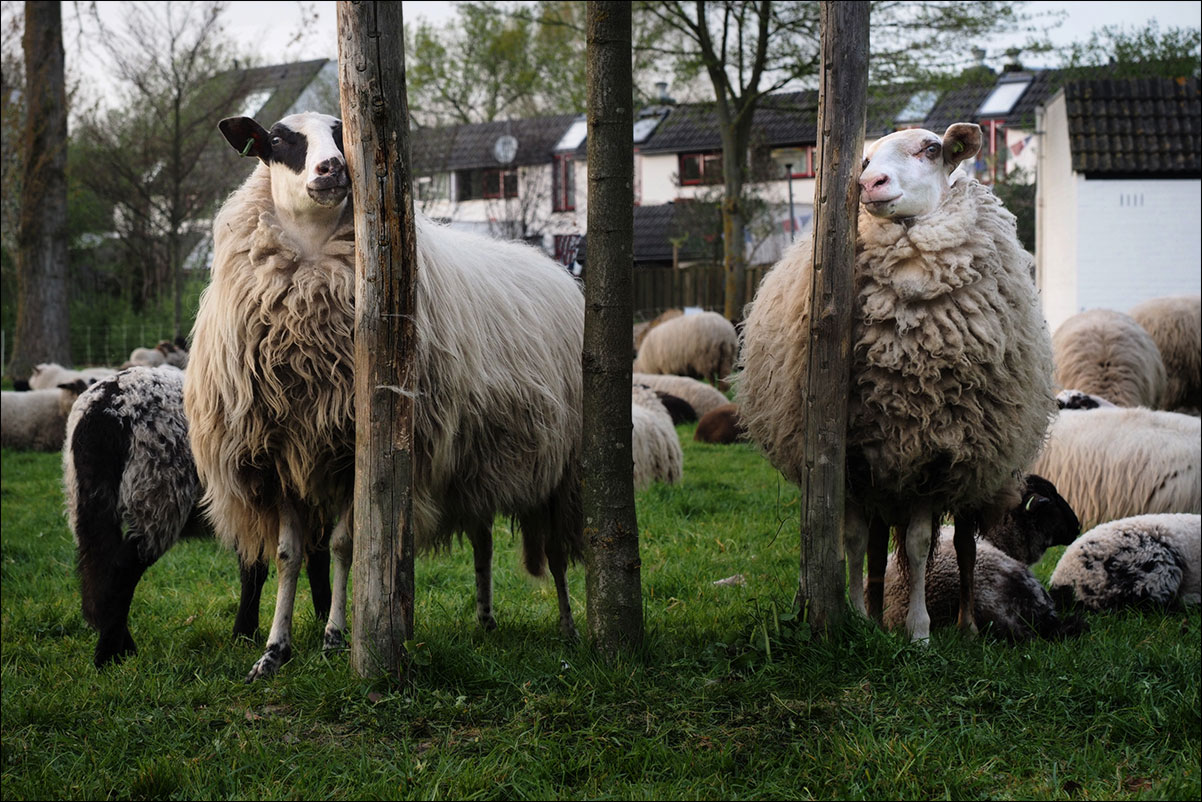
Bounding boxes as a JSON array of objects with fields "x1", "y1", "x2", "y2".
[
  {"x1": 738, "y1": 123, "x2": 1057, "y2": 642},
  {"x1": 1128, "y1": 294, "x2": 1201, "y2": 414},
  {"x1": 693, "y1": 402, "x2": 746, "y2": 445},
  {"x1": 1029, "y1": 406, "x2": 1201, "y2": 532},
  {"x1": 1050, "y1": 513, "x2": 1200, "y2": 610},
  {"x1": 653, "y1": 390, "x2": 697, "y2": 424},
  {"x1": 1051, "y1": 308, "x2": 1167, "y2": 409},
  {"x1": 28, "y1": 362, "x2": 117, "y2": 390},
  {"x1": 1055, "y1": 389, "x2": 1116, "y2": 410},
  {"x1": 62, "y1": 366, "x2": 330, "y2": 667},
  {"x1": 633, "y1": 310, "x2": 738, "y2": 390},
  {"x1": 631, "y1": 384, "x2": 683, "y2": 490},
  {"x1": 632, "y1": 372, "x2": 729, "y2": 419},
  {"x1": 2, "y1": 382, "x2": 87, "y2": 451},
  {"x1": 186, "y1": 111, "x2": 585, "y2": 681}
]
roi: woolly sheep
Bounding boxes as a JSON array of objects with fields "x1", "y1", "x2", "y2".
[
  {"x1": 693, "y1": 402, "x2": 745, "y2": 445},
  {"x1": 631, "y1": 384, "x2": 683, "y2": 490},
  {"x1": 1050, "y1": 513, "x2": 1201, "y2": 610},
  {"x1": 1128, "y1": 294, "x2": 1201, "y2": 414},
  {"x1": 739, "y1": 123, "x2": 1057, "y2": 642},
  {"x1": 632, "y1": 372, "x2": 729, "y2": 419},
  {"x1": 2, "y1": 382, "x2": 87, "y2": 451},
  {"x1": 186, "y1": 112, "x2": 585, "y2": 681},
  {"x1": 633, "y1": 310, "x2": 738, "y2": 390},
  {"x1": 1051, "y1": 308, "x2": 1167, "y2": 408},
  {"x1": 633, "y1": 307, "x2": 684, "y2": 354},
  {"x1": 123, "y1": 341, "x2": 172, "y2": 369},
  {"x1": 28, "y1": 362, "x2": 117, "y2": 391},
  {"x1": 879, "y1": 475, "x2": 1082, "y2": 640},
  {"x1": 651, "y1": 390, "x2": 696, "y2": 424},
  {"x1": 1029, "y1": 406, "x2": 1201, "y2": 532},
  {"x1": 63, "y1": 367, "x2": 329, "y2": 667}
]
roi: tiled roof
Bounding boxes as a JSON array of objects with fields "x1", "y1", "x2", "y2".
[
  {"x1": 637, "y1": 91, "x2": 819, "y2": 154},
  {"x1": 221, "y1": 58, "x2": 331, "y2": 122},
  {"x1": 412, "y1": 114, "x2": 580, "y2": 172},
  {"x1": 633, "y1": 203, "x2": 717, "y2": 264},
  {"x1": 1064, "y1": 77, "x2": 1201, "y2": 177},
  {"x1": 923, "y1": 82, "x2": 995, "y2": 133}
]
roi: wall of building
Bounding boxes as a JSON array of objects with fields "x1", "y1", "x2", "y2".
[{"x1": 1036, "y1": 92, "x2": 1080, "y2": 333}]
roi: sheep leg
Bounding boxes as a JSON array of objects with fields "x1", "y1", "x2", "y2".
[
  {"x1": 232, "y1": 556, "x2": 269, "y2": 640},
  {"x1": 467, "y1": 524, "x2": 498, "y2": 631},
  {"x1": 246, "y1": 504, "x2": 304, "y2": 682},
  {"x1": 903, "y1": 503, "x2": 934, "y2": 644},
  {"x1": 545, "y1": 533, "x2": 579, "y2": 642},
  {"x1": 844, "y1": 504, "x2": 869, "y2": 616},
  {"x1": 323, "y1": 513, "x2": 352, "y2": 650},
  {"x1": 953, "y1": 512, "x2": 979, "y2": 636},
  {"x1": 306, "y1": 537, "x2": 332, "y2": 624},
  {"x1": 865, "y1": 516, "x2": 890, "y2": 624},
  {"x1": 92, "y1": 536, "x2": 154, "y2": 668}
]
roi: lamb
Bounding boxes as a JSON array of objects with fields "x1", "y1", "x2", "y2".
[
  {"x1": 693, "y1": 402, "x2": 746, "y2": 445},
  {"x1": 1128, "y1": 294, "x2": 1201, "y2": 414},
  {"x1": 631, "y1": 384, "x2": 683, "y2": 490},
  {"x1": 879, "y1": 475, "x2": 1084, "y2": 641},
  {"x1": 186, "y1": 111, "x2": 585, "y2": 681},
  {"x1": 632, "y1": 372, "x2": 729, "y2": 419},
  {"x1": 2, "y1": 382, "x2": 87, "y2": 451},
  {"x1": 1029, "y1": 406, "x2": 1201, "y2": 532},
  {"x1": 738, "y1": 123, "x2": 1057, "y2": 642},
  {"x1": 1050, "y1": 513, "x2": 1201, "y2": 610},
  {"x1": 1051, "y1": 308, "x2": 1167, "y2": 408},
  {"x1": 633, "y1": 310, "x2": 738, "y2": 390},
  {"x1": 28, "y1": 362, "x2": 117, "y2": 391},
  {"x1": 63, "y1": 366, "x2": 330, "y2": 667}
]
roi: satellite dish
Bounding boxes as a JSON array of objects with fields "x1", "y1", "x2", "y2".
[{"x1": 494, "y1": 134, "x2": 518, "y2": 165}]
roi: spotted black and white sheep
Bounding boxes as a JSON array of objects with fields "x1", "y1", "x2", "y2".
[
  {"x1": 739, "y1": 123, "x2": 1057, "y2": 642},
  {"x1": 631, "y1": 384, "x2": 683, "y2": 490},
  {"x1": 2, "y1": 382, "x2": 87, "y2": 451},
  {"x1": 1051, "y1": 308, "x2": 1167, "y2": 409},
  {"x1": 62, "y1": 366, "x2": 330, "y2": 667},
  {"x1": 631, "y1": 372, "x2": 729, "y2": 420},
  {"x1": 633, "y1": 310, "x2": 738, "y2": 390},
  {"x1": 1050, "y1": 513, "x2": 1200, "y2": 610},
  {"x1": 693, "y1": 402, "x2": 746, "y2": 445},
  {"x1": 186, "y1": 111, "x2": 585, "y2": 681},
  {"x1": 1128, "y1": 294, "x2": 1201, "y2": 414}
]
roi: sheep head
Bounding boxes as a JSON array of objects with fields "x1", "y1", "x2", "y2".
[
  {"x1": 859, "y1": 123, "x2": 981, "y2": 220},
  {"x1": 219, "y1": 111, "x2": 348, "y2": 214}
]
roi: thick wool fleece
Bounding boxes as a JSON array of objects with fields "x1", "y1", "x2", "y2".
[
  {"x1": 633, "y1": 311, "x2": 738, "y2": 387},
  {"x1": 1129, "y1": 294, "x2": 1201, "y2": 413},
  {"x1": 1052, "y1": 307, "x2": 1167, "y2": 408}
]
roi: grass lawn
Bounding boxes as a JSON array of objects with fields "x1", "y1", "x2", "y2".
[{"x1": 2, "y1": 428, "x2": 1199, "y2": 800}]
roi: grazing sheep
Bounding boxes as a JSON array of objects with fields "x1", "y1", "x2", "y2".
[
  {"x1": 739, "y1": 123, "x2": 1057, "y2": 641},
  {"x1": 633, "y1": 307, "x2": 684, "y2": 355},
  {"x1": 1051, "y1": 308, "x2": 1167, "y2": 408},
  {"x1": 28, "y1": 362, "x2": 116, "y2": 391},
  {"x1": 186, "y1": 111, "x2": 585, "y2": 681},
  {"x1": 880, "y1": 475, "x2": 1084, "y2": 640},
  {"x1": 1055, "y1": 389, "x2": 1116, "y2": 410},
  {"x1": 633, "y1": 310, "x2": 738, "y2": 390},
  {"x1": 1128, "y1": 294, "x2": 1201, "y2": 414},
  {"x1": 1030, "y1": 406, "x2": 1201, "y2": 532},
  {"x1": 631, "y1": 384, "x2": 683, "y2": 490},
  {"x1": 2, "y1": 382, "x2": 87, "y2": 451},
  {"x1": 1050, "y1": 513, "x2": 1201, "y2": 610},
  {"x1": 651, "y1": 390, "x2": 697, "y2": 424},
  {"x1": 632, "y1": 372, "x2": 729, "y2": 419},
  {"x1": 694, "y1": 402, "x2": 745, "y2": 445},
  {"x1": 63, "y1": 367, "x2": 330, "y2": 667}
]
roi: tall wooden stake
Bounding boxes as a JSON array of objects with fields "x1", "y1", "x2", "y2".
[
  {"x1": 798, "y1": 1, "x2": 869, "y2": 634},
  {"x1": 338, "y1": 0, "x2": 418, "y2": 681}
]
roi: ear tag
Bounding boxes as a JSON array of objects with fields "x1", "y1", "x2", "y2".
[
  {"x1": 240, "y1": 139, "x2": 254, "y2": 157},
  {"x1": 951, "y1": 141, "x2": 965, "y2": 155},
  {"x1": 1024, "y1": 495, "x2": 1036, "y2": 512}
]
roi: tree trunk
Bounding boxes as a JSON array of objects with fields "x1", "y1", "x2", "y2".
[
  {"x1": 338, "y1": 0, "x2": 418, "y2": 682},
  {"x1": 720, "y1": 121, "x2": 751, "y2": 322},
  {"x1": 583, "y1": 0, "x2": 642, "y2": 659},
  {"x1": 796, "y1": 1, "x2": 869, "y2": 636},
  {"x1": 11, "y1": 1, "x2": 69, "y2": 379}
]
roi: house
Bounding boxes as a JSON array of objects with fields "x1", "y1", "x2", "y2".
[{"x1": 1035, "y1": 76, "x2": 1202, "y2": 332}]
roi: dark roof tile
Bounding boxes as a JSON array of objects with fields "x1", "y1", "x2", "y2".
[{"x1": 412, "y1": 114, "x2": 580, "y2": 172}]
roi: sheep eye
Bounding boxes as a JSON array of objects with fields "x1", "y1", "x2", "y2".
[
  {"x1": 861, "y1": 158, "x2": 869, "y2": 170},
  {"x1": 925, "y1": 143, "x2": 940, "y2": 158},
  {"x1": 270, "y1": 136, "x2": 282, "y2": 147}
]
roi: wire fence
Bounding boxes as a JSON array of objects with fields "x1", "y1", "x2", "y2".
[{"x1": 3, "y1": 324, "x2": 184, "y2": 374}]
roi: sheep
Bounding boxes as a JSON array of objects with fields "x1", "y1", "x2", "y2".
[
  {"x1": 693, "y1": 402, "x2": 746, "y2": 445},
  {"x1": 879, "y1": 475, "x2": 1084, "y2": 641},
  {"x1": 1051, "y1": 308, "x2": 1167, "y2": 409},
  {"x1": 631, "y1": 384, "x2": 683, "y2": 490},
  {"x1": 1055, "y1": 388, "x2": 1116, "y2": 410},
  {"x1": 633, "y1": 310, "x2": 738, "y2": 390},
  {"x1": 63, "y1": 366, "x2": 330, "y2": 667},
  {"x1": 652, "y1": 390, "x2": 697, "y2": 424},
  {"x1": 633, "y1": 307, "x2": 684, "y2": 354},
  {"x1": 123, "y1": 341, "x2": 172, "y2": 369},
  {"x1": 1029, "y1": 406, "x2": 1201, "y2": 532},
  {"x1": 632, "y1": 372, "x2": 729, "y2": 419},
  {"x1": 1050, "y1": 513, "x2": 1201, "y2": 611},
  {"x1": 1128, "y1": 294, "x2": 1201, "y2": 414},
  {"x1": 186, "y1": 111, "x2": 585, "y2": 681},
  {"x1": 2, "y1": 382, "x2": 87, "y2": 451},
  {"x1": 27, "y1": 362, "x2": 116, "y2": 391},
  {"x1": 738, "y1": 123, "x2": 1057, "y2": 642}
]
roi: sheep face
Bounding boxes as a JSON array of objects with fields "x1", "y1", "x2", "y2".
[
  {"x1": 859, "y1": 123, "x2": 981, "y2": 219},
  {"x1": 219, "y1": 112, "x2": 348, "y2": 214}
]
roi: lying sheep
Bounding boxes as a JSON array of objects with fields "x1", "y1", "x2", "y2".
[
  {"x1": 28, "y1": 362, "x2": 117, "y2": 391},
  {"x1": 1128, "y1": 294, "x2": 1201, "y2": 414},
  {"x1": 633, "y1": 310, "x2": 738, "y2": 390},
  {"x1": 1030, "y1": 406, "x2": 1201, "y2": 532},
  {"x1": 631, "y1": 384, "x2": 683, "y2": 490},
  {"x1": 651, "y1": 390, "x2": 697, "y2": 424},
  {"x1": 1050, "y1": 513, "x2": 1200, "y2": 610},
  {"x1": 1051, "y1": 308, "x2": 1167, "y2": 408},
  {"x1": 693, "y1": 403, "x2": 745, "y2": 445},
  {"x1": 2, "y1": 382, "x2": 87, "y2": 451},
  {"x1": 632, "y1": 372, "x2": 729, "y2": 419},
  {"x1": 1055, "y1": 389, "x2": 1116, "y2": 410}
]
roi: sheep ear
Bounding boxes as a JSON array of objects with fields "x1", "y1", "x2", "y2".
[
  {"x1": 219, "y1": 117, "x2": 271, "y2": 162},
  {"x1": 942, "y1": 123, "x2": 981, "y2": 170}
]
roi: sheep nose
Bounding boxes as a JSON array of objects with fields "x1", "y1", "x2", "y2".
[
  {"x1": 860, "y1": 173, "x2": 889, "y2": 193},
  {"x1": 316, "y1": 158, "x2": 344, "y2": 177}
]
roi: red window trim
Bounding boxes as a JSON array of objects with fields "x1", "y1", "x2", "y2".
[
  {"x1": 679, "y1": 151, "x2": 723, "y2": 186},
  {"x1": 788, "y1": 146, "x2": 816, "y2": 179},
  {"x1": 553, "y1": 154, "x2": 575, "y2": 212}
]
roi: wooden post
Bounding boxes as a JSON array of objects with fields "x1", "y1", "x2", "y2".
[
  {"x1": 337, "y1": 0, "x2": 418, "y2": 680},
  {"x1": 797, "y1": 1, "x2": 869, "y2": 634}
]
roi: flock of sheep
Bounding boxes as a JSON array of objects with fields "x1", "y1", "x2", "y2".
[{"x1": 1, "y1": 113, "x2": 1198, "y2": 678}]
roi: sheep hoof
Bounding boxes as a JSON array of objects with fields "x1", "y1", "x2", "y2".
[
  {"x1": 560, "y1": 620, "x2": 580, "y2": 644},
  {"x1": 245, "y1": 642, "x2": 291, "y2": 683},
  {"x1": 478, "y1": 615, "x2": 498, "y2": 632},
  {"x1": 322, "y1": 628, "x2": 346, "y2": 651}
]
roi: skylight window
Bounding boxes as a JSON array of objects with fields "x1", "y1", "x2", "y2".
[
  {"x1": 976, "y1": 79, "x2": 1030, "y2": 117},
  {"x1": 555, "y1": 118, "x2": 588, "y2": 152},
  {"x1": 633, "y1": 111, "x2": 666, "y2": 143},
  {"x1": 896, "y1": 90, "x2": 938, "y2": 124},
  {"x1": 236, "y1": 90, "x2": 272, "y2": 120}
]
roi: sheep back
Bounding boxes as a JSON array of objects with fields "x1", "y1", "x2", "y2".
[
  {"x1": 1128, "y1": 294, "x2": 1201, "y2": 413},
  {"x1": 1052, "y1": 307, "x2": 1167, "y2": 408},
  {"x1": 632, "y1": 372, "x2": 728, "y2": 419},
  {"x1": 632, "y1": 311, "x2": 736, "y2": 386},
  {"x1": 1, "y1": 385, "x2": 84, "y2": 451},
  {"x1": 630, "y1": 385, "x2": 682, "y2": 490}
]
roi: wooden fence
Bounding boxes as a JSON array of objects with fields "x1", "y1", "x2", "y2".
[{"x1": 630, "y1": 263, "x2": 771, "y2": 320}]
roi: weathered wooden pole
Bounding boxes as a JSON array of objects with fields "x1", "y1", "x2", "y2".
[
  {"x1": 797, "y1": 1, "x2": 869, "y2": 634},
  {"x1": 337, "y1": 0, "x2": 418, "y2": 680},
  {"x1": 583, "y1": 0, "x2": 643, "y2": 658}
]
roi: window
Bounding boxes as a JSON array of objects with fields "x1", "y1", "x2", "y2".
[
  {"x1": 456, "y1": 168, "x2": 518, "y2": 202},
  {"x1": 552, "y1": 154, "x2": 575, "y2": 212},
  {"x1": 415, "y1": 173, "x2": 449, "y2": 204},
  {"x1": 679, "y1": 152, "x2": 723, "y2": 185},
  {"x1": 788, "y1": 147, "x2": 816, "y2": 179}
]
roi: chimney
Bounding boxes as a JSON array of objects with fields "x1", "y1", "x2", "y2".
[
  {"x1": 655, "y1": 81, "x2": 675, "y2": 105},
  {"x1": 1003, "y1": 47, "x2": 1023, "y2": 73},
  {"x1": 971, "y1": 47, "x2": 986, "y2": 67}
]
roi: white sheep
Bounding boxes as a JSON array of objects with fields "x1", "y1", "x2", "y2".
[
  {"x1": 631, "y1": 372, "x2": 729, "y2": 419},
  {"x1": 1050, "y1": 513, "x2": 1201, "y2": 610},
  {"x1": 739, "y1": 123, "x2": 1057, "y2": 642},
  {"x1": 1029, "y1": 406, "x2": 1201, "y2": 532},
  {"x1": 2, "y1": 382, "x2": 87, "y2": 451},
  {"x1": 186, "y1": 111, "x2": 585, "y2": 681},
  {"x1": 633, "y1": 310, "x2": 738, "y2": 390},
  {"x1": 1128, "y1": 294, "x2": 1201, "y2": 414},
  {"x1": 631, "y1": 384, "x2": 683, "y2": 490},
  {"x1": 27, "y1": 362, "x2": 116, "y2": 391},
  {"x1": 633, "y1": 307, "x2": 683, "y2": 355},
  {"x1": 1051, "y1": 308, "x2": 1167, "y2": 409},
  {"x1": 123, "y1": 341, "x2": 172, "y2": 369}
]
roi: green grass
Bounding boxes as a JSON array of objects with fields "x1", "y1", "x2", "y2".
[{"x1": 2, "y1": 431, "x2": 1199, "y2": 801}]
